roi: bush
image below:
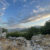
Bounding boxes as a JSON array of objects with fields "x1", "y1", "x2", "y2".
[{"x1": 6, "y1": 20, "x2": 50, "y2": 40}]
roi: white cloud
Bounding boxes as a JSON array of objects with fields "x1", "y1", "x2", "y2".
[
  {"x1": 33, "y1": 5, "x2": 50, "y2": 13},
  {"x1": 33, "y1": 8, "x2": 46, "y2": 13},
  {"x1": 33, "y1": 9, "x2": 38, "y2": 13},
  {"x1": 0, "y1": 0, "x2": 9, "y2": 16},
  {"x1": 2, "y1": 7, "x2": 6, "y2": 10}
]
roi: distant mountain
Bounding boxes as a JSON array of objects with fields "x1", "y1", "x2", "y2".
[
  {"x1": 8, "y1": 28, "x2": 24, "y2": 32},
  {"x1": 8, "y1": 26, "x2": 42, "y2": 32}
]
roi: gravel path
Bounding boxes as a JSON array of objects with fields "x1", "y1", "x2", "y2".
[{"x1": 24, "y1": 40, "x2": 33, "y2": 50}]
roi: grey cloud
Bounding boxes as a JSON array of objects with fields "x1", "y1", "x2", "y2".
[{"x1": 19, "y1": 12, "x2": 50, "y2": 23}]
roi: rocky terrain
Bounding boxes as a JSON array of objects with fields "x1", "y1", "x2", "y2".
[
  {"x1": 0, "y1": 34, "x2": 50, "y2": 50},
  {"x1": 31, "y1": 34, "x2": 50, "y2": 50}
]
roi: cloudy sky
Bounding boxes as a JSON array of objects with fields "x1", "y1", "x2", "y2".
[{"x1": 0, "y1": 0, "x2": 50, "y2": 29}]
